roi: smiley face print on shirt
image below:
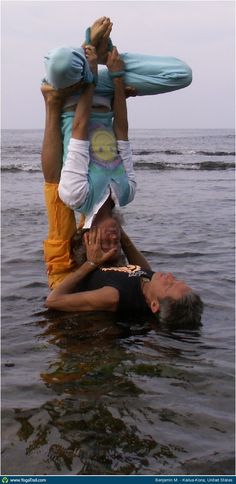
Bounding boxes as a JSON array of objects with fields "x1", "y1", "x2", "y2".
[{"x1": 89, "y1": 125, "x2": 122, "y2": 169}]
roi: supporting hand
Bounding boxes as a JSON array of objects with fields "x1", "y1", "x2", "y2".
[
  {"x1": 83, "y1": 45, "x2": 98, "y2": 79},
  {"x1": 106, "y1": 46, "x2": 125, "y2": 74}
]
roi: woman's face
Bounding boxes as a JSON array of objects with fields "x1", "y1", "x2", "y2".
[{"x1": 97, "y1": 218, "x2": 121, "y2": 260}]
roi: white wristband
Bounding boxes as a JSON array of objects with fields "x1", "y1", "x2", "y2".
[{"x1": 86, "y1": 260, "x2": 97, "y2": 268}]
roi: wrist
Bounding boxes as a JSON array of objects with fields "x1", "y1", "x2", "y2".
[
  {"x1": 112, "y1": 77, "x2": 125, "y2": 86},
  {"x1": 85, "y1": 260, "x2": 98, "y2": 269},
  {"x1": 109, "y1": 70, "x2": 125, "y2": 79},
  {"x1": 113, "y1": 78, "x2": 125, "y2": 94},
  {"x1": 91, "y1": 72, "x2": 98, "y2": 86}
]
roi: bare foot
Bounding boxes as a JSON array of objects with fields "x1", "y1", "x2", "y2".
[
  {"x1": 96, "y1": 24, "x2": 113, "y2": 64},
  {"x1": 41, "y1": 81, "x2": 84, "y2": 104},
  {"x1": 88, "y1": 17, "x2": 111, "y2": 47}
]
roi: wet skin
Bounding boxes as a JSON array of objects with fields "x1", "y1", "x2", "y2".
[
  {"x1": 88, "y1": 217, "x2": 121, "y2": 262},
  {"x1": 149, "y1": 272, "x2": 192, "y2": 301}
]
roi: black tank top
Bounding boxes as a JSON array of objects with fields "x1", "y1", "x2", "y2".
[{"x1": 77, "y1": 264, "x2": 154, "y2": 313}]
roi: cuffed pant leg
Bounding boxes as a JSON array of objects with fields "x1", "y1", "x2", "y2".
[{"x1": 44, "y1": 183, "x2": 77, "y2": 289}]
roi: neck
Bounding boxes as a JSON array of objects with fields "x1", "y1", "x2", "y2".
[
  {"x1": 141, "y1": 277, "x2": 160, "y2": 314},
  {"x1": 93, "y1": 196, "x2": 114, "y2": 225},
  {"x1": 141, "y1": 277, "x2": 151, "y2": 303}
]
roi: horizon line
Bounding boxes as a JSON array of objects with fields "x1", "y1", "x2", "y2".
[{"x1": 1, "y1": 127, "x2": 235, "y2": 131}]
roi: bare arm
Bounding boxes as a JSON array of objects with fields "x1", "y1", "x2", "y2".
[
  {"x1": 72, "y1": 45, "x2": 98, "y2": 140},
  {"x1": 107, "y1": 47, "x2": 128, "y2": 140},
  {"x1": 112, "y1": 77, "x2": 128, "y2": 140},
  {"x1": 46, "y1": 262, "x2": 119, "y2": 312},
  {"x1": 121, "y1": 228, "x2": 151, "y2": 270},
  {"x1": 46, "y1": 227, "x2": 120, "y2": 312},
  {"x1": 58, "y1": 46, "x2": 98, "y2": 209},
  {"x1": 106, "y1": 47, "x2": 136, "y2": 202},
  {"x1": 71, "y1": 84, "x2": 95, "y2": 139}
]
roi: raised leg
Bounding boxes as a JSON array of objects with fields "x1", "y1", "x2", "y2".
[{"x1": 107, "y1": 48, "x2": 128, "y2": 141}]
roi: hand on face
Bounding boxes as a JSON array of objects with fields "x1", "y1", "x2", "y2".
[{"x1": 84, "y1": 227, "x2": 118, "y2": 267}]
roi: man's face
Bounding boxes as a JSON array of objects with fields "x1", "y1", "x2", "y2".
[
  {"x1": 150, "y1": 272, "x2": 192, "y2": 301},
  {"x1": 95, "y1": 217, "x2": 121, "y2": 261}
]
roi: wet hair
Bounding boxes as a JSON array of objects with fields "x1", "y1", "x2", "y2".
[
  {"x1": 70, "y1": 228, "x2": 88, "y2": 267},
  {"x1": 90, "y1": 209, "x2": 124, "y2": 228},
  {"x1": 70, "y1": 215, "x2": 127, "y2": 268},
  {"x1": 158, "y1": 291, "x2": 204, "y2": 329}
]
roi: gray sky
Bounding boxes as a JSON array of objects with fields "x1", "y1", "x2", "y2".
[{"x1": 2, "y1": 0, "x2": 235, "y2": 129}]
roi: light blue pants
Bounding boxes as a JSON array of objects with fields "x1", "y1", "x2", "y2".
[
  {"x1": 96, "y1": 52, "x2": 192, "y2": 96},
  {"x1": 45, "y1": 47, "x2": 192, "y2": 95},
  {"x1": 60, "y1": 54, "x2": 192, "y2": 160},
  {"x1": 45, "y1": 48, "x2": 192, "y2": 158}
]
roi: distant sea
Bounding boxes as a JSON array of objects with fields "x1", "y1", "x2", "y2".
[{"x1": 1, "y1": 129, "x2": 235, "y2": 475}]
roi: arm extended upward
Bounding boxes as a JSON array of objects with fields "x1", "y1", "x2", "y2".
[{"x1": 121, "y1": 228, "x2": 151, "y2": 270}]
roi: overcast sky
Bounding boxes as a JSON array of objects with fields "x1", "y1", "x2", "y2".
[{"x1": 2, "y1": 0, "x2": 235, "y2": 129}]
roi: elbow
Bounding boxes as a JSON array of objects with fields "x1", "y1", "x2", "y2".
[
  {"x1": 58, "y1": 182, "x2": 88, "y2": 210},
  {"x1": 45, "y1": 294, "x2": 58, "y2": 310},
  {"x1": 58, "y1": 182, "x2": 72, "y2": 207},
  {"x1": 119, "y1": 181, "x2": 136, "y2": 206},
  {"x1": 45, "y1": 295, "x2": 53, "y2": 309},
  {"x1": 127, "y1": 181, "x2": 137, "y2": 204}
]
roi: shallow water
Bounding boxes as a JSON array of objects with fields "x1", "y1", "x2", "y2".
[{"x1": 1, "y1": 129, "x2": 235, "y2": 475}]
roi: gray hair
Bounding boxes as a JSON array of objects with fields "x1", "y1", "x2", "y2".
[
  {"x1": 70, "y1": 221, "x2": 126, "y2": 267},
  {"x1": 70, "y1": 228, "x2": 88, "y2": 267},
  {"x1": 159, "y1": 291, "x2": 204, "y2": 329}
]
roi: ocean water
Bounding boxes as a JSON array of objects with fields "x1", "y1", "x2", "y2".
[{"x1": 1, "y1": 129, "x2": 235, "y2": 475}]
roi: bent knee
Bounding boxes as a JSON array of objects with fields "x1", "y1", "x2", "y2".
[{"x1": 183, "y1": 64, "x2": 192, "y2": 87}]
